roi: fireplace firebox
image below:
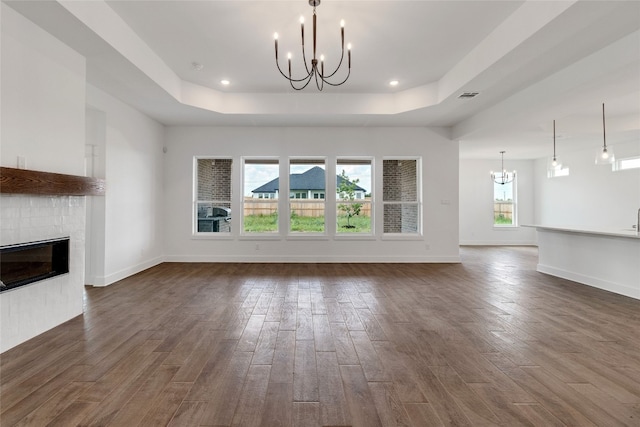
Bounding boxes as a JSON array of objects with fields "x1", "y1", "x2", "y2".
[{"x1": 0, "y1": 237, "x2": 69, "y2": 292}]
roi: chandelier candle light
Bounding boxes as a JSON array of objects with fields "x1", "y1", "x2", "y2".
[
  {"x1": 274, "y1": 0, "x2": 351, "y2": 91},
  {"x1": 491, "y1": 151, "x2": 515, "y2": 185}
]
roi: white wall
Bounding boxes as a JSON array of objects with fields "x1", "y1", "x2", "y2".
[
  {"x1": 459, "y1": 159, "x2": 537, "y2": 245},
  {"x1": 84, "y1": 108, "x2": 107, "y2": 284},
  {"x1": 1, "y1": 4, "x2": 86, "y2": 352},
  {"x1": 85, "y1": 85, "x2": 165, "y2": 286},
  {"x1": 0, "y1": 4, "x2": 85, "y2": 175},
  {"x1": 534, "y1": 140, "x2": 640, "y2": 228},
  {"x1": 163, "y1": 127, "x2": 460, "y2": 262}
]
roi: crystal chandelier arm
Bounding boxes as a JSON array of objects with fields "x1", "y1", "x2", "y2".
[
  {"x1": 313, "y1": 8, "x2": 317, "y2": 61},
  {"x1": 290, "y1": 70, "x2": 315, "y2": 91},
  {"x1": 274, "y1": 56, "x2": 314, "y2": 82},
  {"x1": 301, "y1": 44, "x2": 312, "y2": 76},
  {"x1": 320, "y1": 66, "x2": 350, "y2": 86},
  {"x1": 320, "y1": 47, "x2": 345, "y2": 79},
  {"x1": 320, "y1": 22, "x2": 348, "y2": 79},
  {"x1": 300, "y1": 17, "x2": 312, "y2": 75},
  {"x1": 314, "y1": 68, "x2": 324, "y2": 91}
]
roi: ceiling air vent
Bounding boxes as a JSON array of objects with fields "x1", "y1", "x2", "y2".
[{"x1": 458, "y1": 92, "x2": 480, "y2": 99}]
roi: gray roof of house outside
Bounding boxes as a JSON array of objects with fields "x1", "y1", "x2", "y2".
[{"x1": 252, "y1": 166, "x2": 366, "y2": 194}]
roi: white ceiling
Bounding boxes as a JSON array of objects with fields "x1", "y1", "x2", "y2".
[{"x1": 5, "y1": 0, "x2": 640, "y2": 160}]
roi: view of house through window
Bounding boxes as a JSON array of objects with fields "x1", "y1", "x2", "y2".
[
  {"x1": 493, "y1": 175, "x2": 517, "y2": 226},
  {"x1": 383, "y1": 159, "x2": 420, "y2": 233},
  {"x1": 195, "y1": 158, "x2": 232, "y2": 233},
  {"x1": 196, "y1": 156, "x2": 421, "y2": 236},
  {"x1": 337, "y1": 159, "x2": 372, "y2": 233},
  {"x1": 289, "y1": 159, "x2": 326, "y2": 233},
  {"x1": 244, "y1": 159, "x2": 279, "y2": 233}
]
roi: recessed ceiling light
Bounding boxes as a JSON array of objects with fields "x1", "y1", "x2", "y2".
[
  {"x1": 220, "y1": 80, "x2": 230, "y2": 86},
  {"x1": 191, "y1": 62, "x2": 204, "y2": 71},
  {"x1": 389, "y1": 80, "x2": 399, "y2": 86}
]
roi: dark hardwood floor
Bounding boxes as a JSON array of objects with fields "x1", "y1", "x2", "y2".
[{"x1": 1, "y1": 246, "x2": 639, "y2": 426}]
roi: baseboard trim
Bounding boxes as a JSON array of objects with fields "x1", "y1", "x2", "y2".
[
  {"x1": 459, "y1": 241, "x2": 537, "y2": 246},
  {"x1": 90, "y1": 256, "x2": 164, "y2": 287},
  {"x1": 163, "y1": 255, "x2": 461, "y2": 263},
  {"x1": 537, "y1": 263, "x2": 639, "y2": 300}
]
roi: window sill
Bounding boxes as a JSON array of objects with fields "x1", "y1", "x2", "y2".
[
  {"x1": 191, "y1": 233, "x2": 234, "y2": 240},
  {"x1": 493, "y1": 225, "x2": 520, "y2": 230},
  {"x1": 333, "y1": 234, "x2": 376, "y2": 241},
  {"x1": 286, "y1": 234, "x2": 330, "y2": 241},
  {"x1": 380, "y1": 233, "x2": 423, "y2": 241},
  {"x1": 238, "y1": 234, "x2": 282, "y2": 241}
]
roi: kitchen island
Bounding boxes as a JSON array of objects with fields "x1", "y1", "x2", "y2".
[{"x1": 525, "y1": 225, "x2": 640, "y2": 300}]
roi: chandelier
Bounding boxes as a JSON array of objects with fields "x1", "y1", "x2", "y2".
[
  {"x1": 273, "y1": 0, "x2": 351, "y2": 91},
  {"x1": 491, "y1": 151, "x2": 515, "y2": 185}
]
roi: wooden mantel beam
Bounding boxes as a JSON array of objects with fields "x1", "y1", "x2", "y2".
[{"x1": 0, "y1": 167, "x2": 105, "y2": 196}]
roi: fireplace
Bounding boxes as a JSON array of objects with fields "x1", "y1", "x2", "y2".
[{"x1": 0, "y1": 237, "x2": 70, "y2": 292}]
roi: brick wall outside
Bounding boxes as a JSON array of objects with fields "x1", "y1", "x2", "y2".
[
  {"x1": 383, "y1": 160, "x2": 418, "y2": 233},
  {"x1": 400, "y1": 160, "x2": 418, "y2": 232},
  {"x1": 197, "y1": 159, "x2": 232, "y2": 233},
  {"x1": 197, "y1": 159, "x2": 232, "y2": 201}
]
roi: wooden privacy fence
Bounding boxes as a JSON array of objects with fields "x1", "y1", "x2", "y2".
[
  {"x1": 494, "y1": 202, "x2": 513, "y2": 220},
  {"x1": 244, "y1": 197, "x2": 372, "y2": 217}
]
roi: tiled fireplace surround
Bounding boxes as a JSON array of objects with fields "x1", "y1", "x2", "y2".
[{"x1": 0, "y1": 194, "x2": 86, "y2": 353}]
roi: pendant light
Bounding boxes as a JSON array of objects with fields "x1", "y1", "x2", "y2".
[
  {"x1": 595, "y1": 103, "x2": 615, "y2": 165},
  {"x1": 551, "y1": 120, "x2": 560, "y2": 168},
  {"x1": 547, "y1": 120, "x2": 562, "y2": 172}
]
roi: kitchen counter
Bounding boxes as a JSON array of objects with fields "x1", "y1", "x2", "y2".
[
  {"x1": 524, "y1": 224, "x2": 640, "y2": 239},
  {"x1": 524, "y1": 224, "x2": 640, "y2": 300}
]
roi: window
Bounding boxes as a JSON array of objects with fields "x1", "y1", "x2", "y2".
[
  {"x1": 613, "y1": 156, "x2": 640, "y2": 172},
  {"x1": 493, "y1": 174, "x2": 517, "y2": 226},
  {"x1": 383, "y1": 159, "x2": 420, "y2": 234},
  {"x1": 289, "y1": 159, "x2": 326, "y2": 233},
  {"x1": 547, "y1": 167, "x2": 570, "y2": 178},
  {"x1": 195, "y1": 158, "x2": 232, "y2": 233},
  {"x1": 243, "y1": 159, "x2": 279, "y2": 233},
  {"x1": 337, "y1": 159, "x2": 372, "y2": 234},
  {"x1": 290, "y1": 192, "x2": 308, "y2": 199}
]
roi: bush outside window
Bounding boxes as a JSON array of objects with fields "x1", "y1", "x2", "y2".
[{"x1": 337, "y1": 159, "x2": 372, "y2": 234}]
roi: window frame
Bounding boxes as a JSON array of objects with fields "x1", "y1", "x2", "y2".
[
  {"x1": 241, "y1": 157, "x2": 280, "y2": 237},
  {"x1": 287, "y1": 157, "x2": 328, "y2": 237},
  {"x1": 381, "y1": 157, "x2": 422, "y2": 238},
  {"x1": 613, "y1": 155, "x2": 640, "y2": 172},
  {"x1": 492, "y1": 172, "x2": 518, "y2": 228},
  {"x1": 335, "y1": 157, "x2": 374, "y2": 237},
  {"x1": 193, "y1": 156, "x2": 233, "y2": 238}
]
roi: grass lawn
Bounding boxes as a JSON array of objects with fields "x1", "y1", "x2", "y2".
[
  {"x1": 494, "y1": 215, "x2": 513, "y2": 225},
  {"x1": 243, "y1": 214, "x2": 371, "y2": 233},
  {"x1": 243, "y1": 213, "x2": 278, "y2": 232}
]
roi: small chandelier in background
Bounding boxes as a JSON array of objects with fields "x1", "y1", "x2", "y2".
[
  {"x1": 491, "y1": 151, "x2": 515, "y2": 185},
  {"x1": 273, "y1": 0, "x2": 351, "y2": 91},
  {"x1": 595, "y1": 102, "x2": 615, "y2": 165}
]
